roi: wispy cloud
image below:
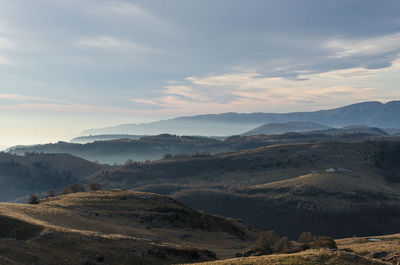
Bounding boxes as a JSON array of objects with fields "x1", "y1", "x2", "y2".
[
  {"x1": 76, "y1": 36, "x2": 161, "y2": 53},
  {"x1": 325, "y1": 33, "x2": 400, "y2": 58},
  {"x1": 0, "y1": 37, "x2": 16, "y2": 50},
  {"x1": 0, "y1": 56, "x2": 12, "y2": 65},
  {"x1": 164, "y1": 85, "x2": 210, "y2": 101},
  {"x1": 0, "y1": 93, "x2": 70, "y2": 104},
  {"x1": 131, "y1": 57, "x2": 400, "y2": 114},
  {"x1": 0, "y1": 93, "x2": 161, "y2": 115},
  {"x1": 87, "y1": 1, "x2": 166, "y2": 28}
]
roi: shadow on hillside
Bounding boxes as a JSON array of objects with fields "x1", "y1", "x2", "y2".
[{"x1": 0, "y1": 215, "x2": 43, "y2": 240}]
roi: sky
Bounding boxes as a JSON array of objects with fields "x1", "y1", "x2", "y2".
[{"x1": 1, "y1": 0, "x2": 400, "y2": 148}]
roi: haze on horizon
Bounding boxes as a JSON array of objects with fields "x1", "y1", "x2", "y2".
[{"x1": 1, "y1": 0, "x2": 400, "y2": 148}]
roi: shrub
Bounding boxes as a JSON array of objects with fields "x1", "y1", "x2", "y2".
[
  {"x1": 69, "y1": 183, "x2": 81, "y2": 193},
  {"x1": 311, "y1": 236, "x2": 337, "y2": 249},
  {"x1": 252, "y1": 230, "x2": 279, "y2": 255},
  {"x1": 298, "y1": 232, "x2": 315, "y2": 243},
  {"x1": 298, "y1": 232, "x2": 315, "y2": 249},
  {"x1": 61, "y1": 186, "x2": 71, "y2": 195},
  {"x1": 28, "y1": 194, "x2": 39, "y2": 204},
  {"x1": 272, "y1": 236, "x2": 292, "y2": 253},
  {"x1": 163, "y1": 154, "x2": 173, "y2": 159},
  {"x1": 47, "y1": 189, "x2": 56, "y2": 197},
  {"x1": 90, "y1": 182, "x2": 101, "y2": 191}
]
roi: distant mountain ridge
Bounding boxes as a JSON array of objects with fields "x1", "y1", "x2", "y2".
[
  {"x1": 71, "y1": 134, "x2": 146, "y2": 143},
  {"x1": 310, "y1": 125, "x2": 389, "y2": 136},
  {"x1": 82, "y1": 101, "x2": 400, "y2": 136},
  {"x1": 242, "y1": 121, "x2": 331, "y2": 135}
]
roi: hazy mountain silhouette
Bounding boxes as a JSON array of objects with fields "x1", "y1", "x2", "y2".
[
  {"x1": 82, "y1": 101, "x2": 400, "y2": 136},
  {"x1": 310, "y1": 125, "x2": 389, "y2": 136},
  {"x1": 243, "y1": 121, "x2": 331, "y2": 135},
  {"x1": 7, "y1": 132, "x2": 390, "y2": 165},
  {"x1": 71, "y1": 134, "x2": 146, "y2": 144}
]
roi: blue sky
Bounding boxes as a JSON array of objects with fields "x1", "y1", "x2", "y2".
[{"x1": 1, "y1": 0, "x2": 400, "y2": 147}]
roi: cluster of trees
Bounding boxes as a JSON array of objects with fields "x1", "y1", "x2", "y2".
[
  {"x1": 239, "y1": 231, "x2": 336, "y2": 257},
  {"x1": 28, "y1": 182, "x2": 101, "y2": 204},
  {"x1": 163, "y1": 152, "x2": 211, "y2": 160}
]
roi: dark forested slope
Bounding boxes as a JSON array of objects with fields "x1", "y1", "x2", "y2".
[{"x1": 89, "y1": 141, "x2": 400, "y2": 239}]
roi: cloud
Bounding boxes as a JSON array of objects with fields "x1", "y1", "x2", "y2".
[
  {"x1": 0, "y1": 93, "x2": 70, "y2": 104},
  {"x1": 131, "y1": 57, "x2": 400, "y2": 114},
  {"x1": 164, "y1": 85, "x2": 210, "y2": 101},
  {"x1": 0, "y1": 56, "x2": 12, "y2": 65},
  {"x1": 88, "y1": 1, "x2": 166, "y2": 27},
  {"x1": 315, "y1": 68, "x2": 376, "y2": 78},
  {"x1": 0, "y1": 37, "x2": 16, "y2": 50},
  {"x1": 325, "y1": 33, "x2": 400, "y2": 58},
  {"x1": 75, "y1": 36, "x2": 161, "y2": 53}
]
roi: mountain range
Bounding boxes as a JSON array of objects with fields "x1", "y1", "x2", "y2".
[{"x1": 82, "y1": 101, "x2": 400, "y2": 136}]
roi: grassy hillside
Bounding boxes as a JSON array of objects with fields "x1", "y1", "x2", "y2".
[
  {"x1": 189, "y1": 233, "x2": 400, "y2": 265},
  {"x1": 1, "y1": 189, "x2": 398, "y2": 265},
  {"x1": 90, "y1": 141, "x2": 400, "y2": 238},
  {"x1": 0, "y1": 152, "x2": 108, "y2": 202},
  {"x1": 0, "y1": 190, "x2": 255, "y2": 264},
  {"x1": 187, "y1": 249, "x2": 389, "y2": 265}
]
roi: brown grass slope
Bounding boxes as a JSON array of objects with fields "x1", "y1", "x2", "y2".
[
  {"x1": 0, "y1": 190, "x2": 255, "y2": 265},
  {"x1": 188, "y1": 233, "x2": 400, "y2": 265},
  {"x1": 185, "y1": 249, "x2": 389, "y2": 265}
]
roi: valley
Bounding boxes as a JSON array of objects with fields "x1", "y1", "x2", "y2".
[{"x1": 3, "y1": 0, "x2": 400, "y2": 262}]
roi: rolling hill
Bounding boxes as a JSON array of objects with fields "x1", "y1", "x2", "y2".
[
  {"x1": 7, "y1": 132, "x2": 396, "y2": 165},
  {"x1": 2, "y1": 189, "x2": 400, "y2": 264},
  {"x1": 82, "y1": 101, "x2": 400, "y2": 136},
  {"x1": 0, "y1": 190, "x2": 255, "y2": 264},
  {"x1": 310, "y1": 126, "x2": 389, "y2": 136},
  {"x1": 88, "y1": 141, "x2": 400, "y2": 239},
  {"x1": 242, "y1": 121, "x2": 331, "y2": 136},
  {"x1": 70, "y1": 134, "x2": 146, "y2": 144},
  {"x1": 7, "y1": 135, "x2": 231, "y2": 165},
  {"x1": 0, "y1": 152, "x2": 108, "y2": 202},
  {"x1": 191, "y1": 233, "x2": 400, "y2": 265}
]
